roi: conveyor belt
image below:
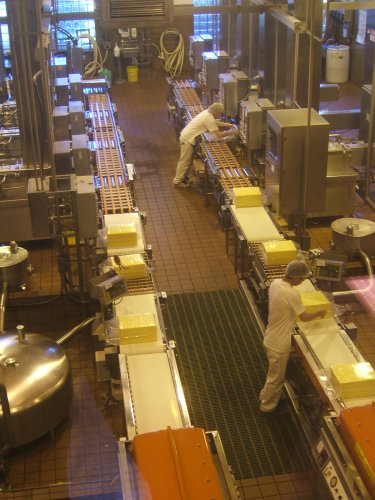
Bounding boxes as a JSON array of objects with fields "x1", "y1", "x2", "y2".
[
  {"x1": 88, "y1": 93, "x2": 114, "y2": 129},
  {"x1": 250, "y1": 241, "x2": 287, "y2": 281},
  {"x1": 172, "y1": 80, "x2": 204, "y2": 122},
  {"x1": 125, "y1": 274, "x2": 155, "y2": 295},
  {"x1": 88, "y1": 94, "x2": 134, "y2": 214},
  {"x1": 201, "y1": 142, "x2": 252, "y2": 195},
  {"x1": 173, "y1": 80, "x2": 202, "y2": 107},
  {"x1": 170, "y1": 79, "x2": 252, "y2": 195}
]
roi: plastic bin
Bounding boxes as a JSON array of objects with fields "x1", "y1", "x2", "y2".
[
  {"x1": 326, "y1": 45, "x2": 349, "y2": 83},
  {"x1": 126, "y1": 65, "x2": 138, "y2": 83}
]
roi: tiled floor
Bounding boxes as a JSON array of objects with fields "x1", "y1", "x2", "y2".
[{"x1": 1, "y1": 69, "x2": 375, "y2": 499}]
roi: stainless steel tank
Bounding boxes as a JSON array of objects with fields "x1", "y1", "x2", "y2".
[
  {"x1": 331, "y1": 217, "x2": 375, "y2": 257},
  {"x1": 0, "y1": 242, "x2": 28, "y2": 291},
  {"x1": 0, "y1": 330, "x2": 72, "y2": 448}
]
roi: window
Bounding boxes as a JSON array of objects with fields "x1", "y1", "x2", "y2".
[
  {"x1": 54, "y1": 19, "x2": 96, "y2": 50},
  {"x1": 0, "y1": 1, "x2": 6, "y2": 18},
  {"x1": 53, "y1": 0, "x2": 96, "y2": 51},
  {"x1": 0, "y1": 23, "x2": 9, "y2": 53},
  {"x1": 54, "y1": 0, "x2": 95, "y2": 14},
  {"x1": 193, "y1": 0, "x2": 221, "y2": 50}
]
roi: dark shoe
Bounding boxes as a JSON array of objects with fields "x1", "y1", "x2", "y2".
[{"x1": 182, "y1": 177, "x2": 194, "y2": 185}]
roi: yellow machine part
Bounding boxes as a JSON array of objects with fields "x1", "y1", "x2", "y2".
[{"x1": 133, "y1": 427, "x2": 225, "y2": 500}]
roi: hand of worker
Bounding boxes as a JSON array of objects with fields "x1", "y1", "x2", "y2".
[{"x1": 316, "y1": 309, "x2": 326, "y2": 319}]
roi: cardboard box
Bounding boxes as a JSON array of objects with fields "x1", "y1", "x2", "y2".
[
  {"x1": 107, "y1": 223, "x2": 137, "y2": 248},
  {"x1": 117, "y1": 313, "x2": 157, "y2": 344},
  {"x1": 300, "y1": 290, "x2": 331, "y2": 317},
  {"x1": 260, "y1": 240, "x2": 297, "y2": 265},
  {"x1": 233, "y1": 186, "x2": 262, "y2": 208},
  {"x1": 330, "y1": 362, "x2": 375, "y2": 399},
  {"x1": 110, "y1": 254, "x2": 148, "y2": 279}
]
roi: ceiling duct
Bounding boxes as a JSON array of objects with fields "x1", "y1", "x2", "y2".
[{"x1": 100, "y1": 0, "x2": 173, "y2": 27}]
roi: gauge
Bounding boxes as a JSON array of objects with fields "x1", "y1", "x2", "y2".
[{"x1": 330, "y1": 476, "x2": 338, "y2": 488}]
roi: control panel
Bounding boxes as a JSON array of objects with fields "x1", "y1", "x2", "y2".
[
  {"x1": 313, "y1": 252, "x2": 347, "y2": 282},
  {"x1": 89, "y1": 270, "x2": 127, "y2": 305},
  {"x1": 315, "y1": 439, "x2": 348, "y2": 499}
]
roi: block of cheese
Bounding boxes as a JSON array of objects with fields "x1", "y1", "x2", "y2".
[
  {"x1": 110, "y1": 254, "x2": 148, "y2": 279},
  {"x1": 233, "y1": 187, "x2": 262, "y2": 208},
  {"x1": 330, "y1": 362, "x2": 375, "y2": 398},
  {"x1": 300, "y1": 290, "x2": 331, "y2": 317},
  {"x1": 107, "y1": 223, "x2": 137, "y2": 248},
  {"x1": 260, "y1": 240, "x2": 297, "y2": 265},
  {"x1": 117, "y1": 313, "x2": 157, "y2": 344}
]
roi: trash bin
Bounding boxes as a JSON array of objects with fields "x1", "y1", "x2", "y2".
[
  {"x1": 126, "y1": 65, "x2": 138, "y2": 83},
  {"x1": 326, "y1": 45, "x2": 350, "y2": 83}
]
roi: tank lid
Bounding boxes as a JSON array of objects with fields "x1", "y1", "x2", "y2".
[
  {"x1": 0, "y1": 245, "x2": 28, "y2": 267},
  {"x1": 0, "y1": 333, "x2": 70, "y2": 411},
  {"x1": 331, "y1": 218, "x2": 375, "y2": 238}
]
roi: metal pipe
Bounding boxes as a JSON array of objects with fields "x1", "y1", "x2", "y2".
[
  {"x1": 0, "y1": 281, "x2": 8, "y2": 334},
  {"x1": 56, "y1": 316, "x2": 96, "y2": 345},
  {"x1": 292, "y1": 32, "x2": 300, "y2": 107},
  {"x1": 364, "y1": 47, "x2": 375, "y2": 200},
  {"x1": 300, "y1": 1, "x2": 315, "y2": 234},
  {"x1": 332, "y1": 250, "x2": 373, "y2": 297},
  {"x1": 365, "y1": 195, "x2": 375, "y2": 212},
  {"x1": 274, "y1": 20, "x2": 278, "y2": 107}
]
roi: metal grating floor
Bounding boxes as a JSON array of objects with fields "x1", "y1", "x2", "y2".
[{"x1": 163, "y1": 288, "x2": 314, "y2": 480}]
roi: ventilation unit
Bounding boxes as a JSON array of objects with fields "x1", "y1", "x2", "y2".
[{"x1": 100, "y1": 0, "x2": 173, "y2": 27}]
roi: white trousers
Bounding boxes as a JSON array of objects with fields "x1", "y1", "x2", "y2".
[
  {"x1": 259, "y1": 347, "x2": 290, "y2": 412},
  {"x1": 173, "y1": 140, "x2": 194, "y2": 184}
]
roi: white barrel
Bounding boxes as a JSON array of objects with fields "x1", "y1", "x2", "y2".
[{"x1": 326, "y1": 45, "x2": 350, "y2": 83}]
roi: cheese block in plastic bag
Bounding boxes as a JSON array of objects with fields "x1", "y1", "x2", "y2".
[{"x1": 107, "y1": 223, "x2": 137, "y2": 248}]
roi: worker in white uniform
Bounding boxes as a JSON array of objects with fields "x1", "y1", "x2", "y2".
[
  {"x1": 173, "y1": 102, "x2": 238, "y2": 188},
  {"x1": 259, "y1": 260, "x2": 326, "y2": 413}
]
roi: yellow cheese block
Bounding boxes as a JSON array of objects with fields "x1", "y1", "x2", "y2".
[
  {"x1": 260, "y1": 240, "x2": 297, "y2": 265},
  {"x1": 110, "y1": 254, "x2": 148, "y2": 279},
  {"x1": 117, "y1": 313, "x2": 157, "y2": 344},
  {"x1": 107, "y1": 223, "x2": 137, "y2": 248},
  {"x1": 300, "y1": 290, "x2": 331, "y2": 317},
  {"x1": 233, "y1": 187, "x2": 262, "y2": 208},
  {"x1": 330, "y1": 362, "x2": 375, "y2": 399}
]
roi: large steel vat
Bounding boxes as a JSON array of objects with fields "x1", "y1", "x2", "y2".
[
  {"x1": 0, "y1": 243, "x2": 28, "y2": 291},
  {"x1": 331, "y1": 218, "x2": 375, "y2": 257},
  {"x1": 0, "y1": 331, "x2": 72, "y2": 448}
]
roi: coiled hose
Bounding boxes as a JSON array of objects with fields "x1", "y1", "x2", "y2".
[{"x1": 158, "y1": 28, "x2": 184, "y2": 78}]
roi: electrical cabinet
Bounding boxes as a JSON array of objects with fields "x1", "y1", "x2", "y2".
[{"x1": 266, "y1": 108, "x2": 329, "y2": 216}]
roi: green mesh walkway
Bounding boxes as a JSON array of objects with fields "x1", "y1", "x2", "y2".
[{"x1": 163, "y1": 288, "x2": 314, "y2": 480}]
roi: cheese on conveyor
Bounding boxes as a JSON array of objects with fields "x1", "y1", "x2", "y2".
[
  {"x1": 110, "y1": 253, "x2": 148, "y2": 279},
  {"x1": 330, "y1": 362, "x2": 375, "y2": 399},
  {"x1": 117, "y1": 313, "x2": 157, "y2": 344},
  {"x1": 230, "y1": 206, "x2": 283, "y2": 242},
  {"x1": 104, "y1": 213, "x2": 145, "y2": 255},
  {"x1": 300, "y1": 290, "x2": 332, "y2": 317},
  {"x1": 233, "y1": 186, "x2": 262, "y2": 208},
  {"x1": 115, "y1": 293, "x2": 164, "y2": 355},
  {"x1": 107, "y1": 223, "x2": 137, "y2": 248},
  {"x1": 260, "y1": 240, "x2": 298, "y2": 265}
]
